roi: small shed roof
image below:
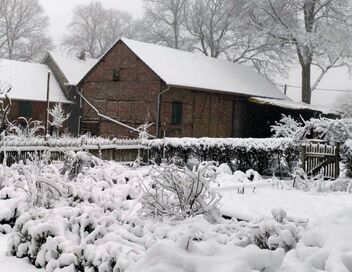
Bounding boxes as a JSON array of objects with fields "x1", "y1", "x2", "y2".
[
  {"x1": 44, "y1": 51, "x2": 98, "y2": 85},
  {"x1": 0, "y1": 59, "x2": 70, "y2": 103},
  {"x1": 249, "y1": 96, "x2": 339, "y2": 115}
]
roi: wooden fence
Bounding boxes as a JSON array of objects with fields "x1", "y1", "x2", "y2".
[
  {"x1": 301, "y1": 141, "x2": 340, "y2": 179},
  {"x1": 0, "y1": 142, "x2": 149, "y2": 165}
]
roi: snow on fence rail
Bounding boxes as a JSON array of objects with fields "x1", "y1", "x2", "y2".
[{"x1": 0, "y1": 136, "x2": 148, "y2": 164}]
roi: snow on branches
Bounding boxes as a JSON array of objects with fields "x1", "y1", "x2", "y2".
[
  {"x1": 271, "y1": 114, "x2": 302, "y2": 138},
  {"x1": 48, "y1": 103, "x2": 70, "y2": 136},
  {"x1": 139, "y1": 163, "x2": 222, "y2": 223}
]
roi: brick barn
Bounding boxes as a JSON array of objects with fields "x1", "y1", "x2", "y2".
[
  {"x1": 44, "y1": 38, "x2": 334, "y2": 138},
  {"x1": 0, "y1": 59, "x2": 71, "y2": 126}
]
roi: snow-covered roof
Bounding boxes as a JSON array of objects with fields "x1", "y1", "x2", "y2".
[
  {"x1": 123, "y1": 38, "x2": 288, "y2": 99},
  {"x1": 0, "y1": 59, "x2": 70, "y2": 103},
  {"x1": 45, "y1": 51, "x2": 98, "y2": 85},
  {"x1": 249, "y1": 96, "x2": 339, "y2": 115},
  {"x1": 81, "y1": 38, "x2": 288, "y2": 99}
]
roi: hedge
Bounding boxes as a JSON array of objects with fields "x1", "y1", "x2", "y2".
[{"x1": 147, "y1": 138, "x2": 300, "y2": 176}]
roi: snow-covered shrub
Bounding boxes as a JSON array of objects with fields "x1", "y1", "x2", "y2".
[
  {"x1": 292, "y1": 168, "x2": 333, "y2": 193},
  {"x1": 186, "y1": 155, "x2": 200, "y2": 170},
  {"x1": 140, "y1": 163, "x2": 222, "y2": 222},
  {"x1": 8, "y1": 204, "x2": 113, "y2": 269},
  {"x1": 216, "y1": 163, "x2": 233, "y2": 175},
  {"x1": 198, "y1": 161, "x2": 218, "y2": 178},
  {"x1": 12, "y1": 159, "x2": 68, "y2": 208},
  {"x1": 296, "y1": 117, "x2": 352, "y2": 144},
  {"x1": 341, "y1": 140, "x2": 352, "y2": 178},
  {"x1": 250, "y1": 209, "x2": 301, "y2": 252},
  {"x1": 281, "y1": 207, "x2": 352, "y2": 271},
  {"x1": 48, "y1": 103, "x2": 70, "y2": 137},
  {"x1": 271, "y1": 114, "x2": 302, "y2": 138},
  {"x1": 148, "y1": 138, "x2": 299, "y2": 176},
  {"x1": 7, "y1": 117, "x2": 44, "y2": 138},
  {"x1": 61, "y1": 151, "x2": 101, "y2": 180}
]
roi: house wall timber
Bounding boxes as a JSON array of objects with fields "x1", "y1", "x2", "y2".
[{"x1": 79, "y1": 41, "x2": 241, "y2": 138}]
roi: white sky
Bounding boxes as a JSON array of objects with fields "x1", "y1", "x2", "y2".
[{"x1": 39, "y1": 0, "x2": 144, "y2": 44}]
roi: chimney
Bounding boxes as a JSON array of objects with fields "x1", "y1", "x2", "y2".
[{"x1": 78, "y1": 50, "x2": 86, "y2": 61}]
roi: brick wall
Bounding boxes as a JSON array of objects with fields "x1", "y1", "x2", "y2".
[
  {"x1": 79, "y1": 41, "x2": 236, "y2": 138},
  {"x1": 8, "y1": 101, "x2": 46, "y2": 122},
  {"x1": 80, "y1": 41, "x2": 161, "y2": 138},
  {"x1": 161, "y1": 88, "x2": 234, "y2": 137}
]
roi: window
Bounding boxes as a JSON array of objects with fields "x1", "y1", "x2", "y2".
[
  {"x1": 112, "y1": 69, "x2": 119, "y2": 81},
  {"x1": 19, "y1": 101, "x2": 32, "y2": 118},
  {"x1": 171, "y1": 102, "x2": 183, "y2": 125},
  {"x1": 80, "y1": 120, "x2": 100, "y2": 136}
]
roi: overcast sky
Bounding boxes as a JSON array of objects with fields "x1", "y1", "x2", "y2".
[{"x1": 39, "y1": 0, "x2": 144, "y2": 44}]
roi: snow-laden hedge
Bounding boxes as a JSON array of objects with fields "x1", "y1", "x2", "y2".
[
  {"x1": 342, "y1": 139, "x2": 352, "y2": 178},
  {"x1": 147, "y1": 138, "x2": 300, "y2": 175}
]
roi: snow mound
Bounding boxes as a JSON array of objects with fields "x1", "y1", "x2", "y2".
[{"x1": 281, "y1": 207, "x2": 352, "y2": 272}]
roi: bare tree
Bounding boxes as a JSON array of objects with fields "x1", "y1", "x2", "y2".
[
  {"x1": 142, "y1": 0, "x2": 192, "y2": 50},
  {"x1": 63, "y1": 1, "x2": 137, "y2": 58},
  {"x1": 0, "y1": 0, "x2": 52, "y2": 61},
  {"x1": 142, "y1": 0, "x2": 290, "y2": 78},
  {"x1": 250, "y1": 0, "x2": 352, "y2": 104},
  {"x1": 186, "y1": 0, "x2": 237, "y2": 58}
]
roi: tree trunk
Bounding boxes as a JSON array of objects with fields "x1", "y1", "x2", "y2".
[{"x1": 301, "y1": 63, "x2": 312, "y2": 104}]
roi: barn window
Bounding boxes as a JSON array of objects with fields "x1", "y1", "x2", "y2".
[
  {"x1": 19, "y1": 101, "x2": 32, "y2": 118},
  {"x1": 80, "y1": 120, "x2": 100, "y2": 136},
  {"x1": 171, "y1": 102, "x2": 183, "y2": 125},
  {"x1": 112, "y1": 69, "x2": 119, "y2": 81}
]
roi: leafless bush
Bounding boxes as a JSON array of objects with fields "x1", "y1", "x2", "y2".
[
  {"x1": 139, "y1": 163, "x2": 222, "y2": 223},
  {"x1": 61, "y1": 151, "x2": 100, "y2": 180},
  {"x1": 13, "y1": 158, "x2": 67, "y2": 208}
]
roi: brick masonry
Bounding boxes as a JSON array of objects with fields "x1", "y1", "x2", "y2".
[{"x1": 79, "y1": 41, "x2": 239, "y2": 138}]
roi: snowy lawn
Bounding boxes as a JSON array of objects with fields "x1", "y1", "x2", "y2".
[
  {"x1": 0, "y1": 157, "x2": 352, "y2": 272},
  {"x1": 217, "y1": 185, "x2": 352, "y2": 222}
]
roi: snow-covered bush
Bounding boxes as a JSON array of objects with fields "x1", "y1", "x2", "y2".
[
  {"x1": 296, "y1": 117, "x2": 352, "y2": 144},
  {"x1": 61, "y1": 151, "x2": 101, "y2": 180},
  {"x1": 48, "y1": 103, "x2": 70, "y2": 137},
  {"x1": 291, "y1": 168, "x2": 344, "y2": 192},
  {"x1": 271, "y1": 115, "x2": 352, "y2": 145},
  {"x1": 281, "y1": 208, "x2": 352, "y2": 271},
  {"x1": 216, "y1": 163, "x2": 233, "y2": 175},
  {"x1": 271, "y1": 114, "x2": 302, "y2": 138},
  {"x1": 148, "y1": 138, "x2": 299, "y2": 176},
  {"x1": 12, "y1": 159, "x2": 68, "y2": 208},
  {"x1": 341, "y1": 140, "x2": 352, "y2": 178},
  {"x1": 139, "y1": 163, "x2": 222, "y2": 222},
  {"x1": 250, "y1": 209, "x2": 301, "y2": 252},
  {"x1": 7, "y1": 117, "x2": 44, "y2": 139}
]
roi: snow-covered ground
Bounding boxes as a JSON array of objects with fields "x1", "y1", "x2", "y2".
[
  {"x1": 0, "y1": 235, "x2": 43, "y2": 272},
  {"x1": 218, "y1": 185, "x2": 352, "y2": 222},
  {"x1": 0, "y1": 158, "x2": 351, "y2": 272}
]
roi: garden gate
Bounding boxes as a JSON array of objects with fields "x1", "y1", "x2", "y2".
[{"x1": 301, "y1": 140, "x2": 340, "y2": 179}]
